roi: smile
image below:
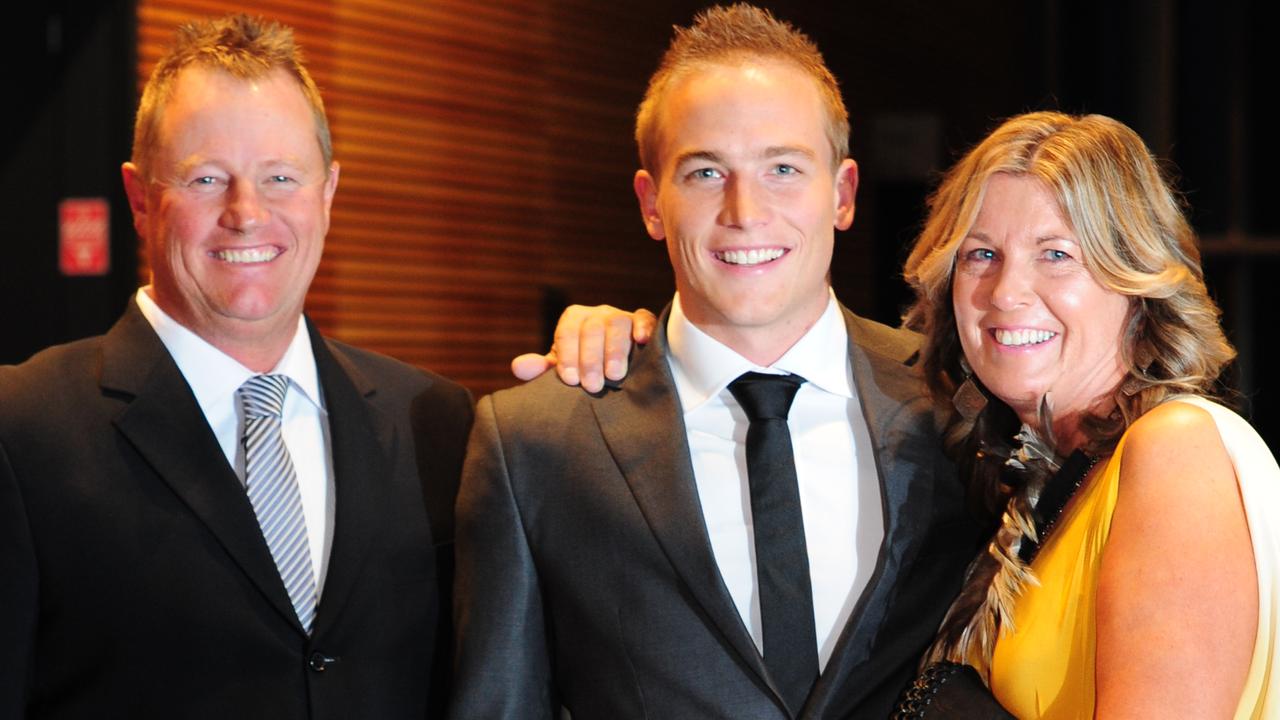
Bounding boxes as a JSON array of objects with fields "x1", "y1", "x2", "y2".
[
  {"x1": 715, "y1": 248, "x2": 786, "y2": 266},
  {"x1": 992, "y1": 328, "x2": 1057, "y2": 347},
  {"x1": 212, "y1": 247, "x2": 281, "y2": 264}
]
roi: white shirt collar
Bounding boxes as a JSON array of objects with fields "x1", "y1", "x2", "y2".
[
  {"x1": 134, "y1": 287, "x2": 325, "y2": 414},
  {"x1": 666, "y1": 290, "x2": 853, "y2": 414}
]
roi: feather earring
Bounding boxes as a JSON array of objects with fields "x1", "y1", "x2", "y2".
[{"x1": 952, "y1": 356, "x2": 988, "y2": 421}]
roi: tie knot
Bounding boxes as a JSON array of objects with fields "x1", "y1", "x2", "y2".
[
  {"x1": 240, "y1": 374, "x2": 290, "y2": 419},
  {"x1": 728, "y1": 372, "x2": 806, "y2": 422}
]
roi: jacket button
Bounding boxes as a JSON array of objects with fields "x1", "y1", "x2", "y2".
[{"x1": 308, "y1": 652, "x2": 335, "y2": 672}]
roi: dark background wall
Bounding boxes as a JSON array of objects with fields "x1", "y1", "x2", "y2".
[
  {"x1": 2, "y1": 0, "x2": 1276, "y2": 445},
  {"x1": 1, "y1": 0, "x2": 136, "y2": 358}
]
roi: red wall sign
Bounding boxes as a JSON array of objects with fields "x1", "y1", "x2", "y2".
[{"x1": 59, "y1": 198, "x2": 111, "y2": 276}]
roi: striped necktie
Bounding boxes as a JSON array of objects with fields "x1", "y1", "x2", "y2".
[{"x1": 239, "y1": 374, "x2": 317, "y2": 634}]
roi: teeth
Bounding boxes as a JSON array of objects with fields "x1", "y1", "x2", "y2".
[
  {"x1": 716, "y1": 248, "x2": 785, "y2": 265},
  {"x1": 214, "y1": 247, "x2": 280, "y2": 263},
  {"x1": 995, "y1": 328, "x2": 1056, "y2": 347}
]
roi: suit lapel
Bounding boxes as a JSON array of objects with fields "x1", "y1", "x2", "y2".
[
  {"x1": 306, "y1": 326, "x2": 395, "y2": 636},
  {"x1": 591, "y1": 319, "x2": 778, "y2": 700},
  {"x1": 102, "y1": 303, "x2": 304, "y2": 633},
  {"x1": 804, "y1": 308, "x2": 936, "y2": 717}
]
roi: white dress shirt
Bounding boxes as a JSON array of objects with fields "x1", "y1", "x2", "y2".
[
  {"x1": 666, "y1": 291, "x2": 884, "y2": 670},
  {"x1": 136, "y1": 288, "x2": 335, "y2": 592}
]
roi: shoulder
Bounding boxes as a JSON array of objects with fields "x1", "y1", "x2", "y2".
[
  {"x1": 0, "y1": 335, "x2": 109, "y2": 421},
  {"x1": 478, "y1": 340, "x2": 678, "y2": 447},
  {"x1": 1121, "y1": 398, "x2": 1227, "y2": 466},
  {"x1": 482, "y1": 367, "x2": 600, "y2": 424},
  {"x1": 840, "y1": 305, "x2": 923, "y2": 364},
  {"x1": 323, "y1": 337, "x2": 470, "y2": 406},
  {"x1": 3, "y1": 334, "x2": 105, "y2": 381},
  {"x1": 1116, "y1": 398, "x2": 1236, "y2": 513}
]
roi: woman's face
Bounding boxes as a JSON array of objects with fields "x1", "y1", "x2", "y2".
[{"x1": 951, "y1": 173, "x2": 1131, "y2": 429}]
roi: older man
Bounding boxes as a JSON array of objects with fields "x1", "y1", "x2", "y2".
[
  {"x1": 450, "y1": 6, "x2": 980, "y2": 719},
  {"x1": 0, "y1": 15, "x2": 471, "y2": 718}
]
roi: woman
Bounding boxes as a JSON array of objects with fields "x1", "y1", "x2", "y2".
[{"x1": 896, "y1": 111, "x2": 1279, "y2": 718}]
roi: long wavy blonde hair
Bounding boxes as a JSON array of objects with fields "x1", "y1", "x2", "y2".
[{"x1": 903, "y1": 111, "x2": 1235, "y2": 456}]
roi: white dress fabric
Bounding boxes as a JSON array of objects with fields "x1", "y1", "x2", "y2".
[{"x1": 1175, "y1": 396, "x2": 1280, "y2": 719}]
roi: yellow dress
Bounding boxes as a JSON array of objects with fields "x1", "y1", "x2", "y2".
[{"x1": 987, "y1": 397, "x2": 1280, "y2": 719}]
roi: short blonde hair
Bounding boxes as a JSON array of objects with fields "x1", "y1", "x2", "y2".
[
  {"x1": 903, "y1": 111, "x2": 1235, "y2": 451},
  {"x1": 131, "y1": 14, "x2": 331, "y2": 179},
  {"x1": 635, "y1": 3, "x2": 849, "y2": 176}
]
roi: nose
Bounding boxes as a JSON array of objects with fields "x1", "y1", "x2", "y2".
[
  {"x1": 220, "y1": 180, "x2": 270, "y2": 233},
  {"x1": 988, "y1": 259, "x2": 1034, "y2": 311},
  {"x1": 719, "y1": 175, "x2": 770, "y2": 229}
]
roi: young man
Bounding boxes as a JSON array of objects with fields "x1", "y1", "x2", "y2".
[{"x1": 451, "y1": 6, "x2": 979, "y2": 718}]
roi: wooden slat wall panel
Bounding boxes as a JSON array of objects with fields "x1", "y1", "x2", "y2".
[{"x1": 137, "y1": 0, "x2": 675, "y2": 398}]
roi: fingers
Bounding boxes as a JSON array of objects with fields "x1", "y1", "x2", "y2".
[
  {"x1": 632, "y1": 308, "x2": 658, "y2": 345},
  {"x1": 602, "y1": 311, "x2": 637, "y2": 384},
  {"x1": 552, "y1": 306, "x2": 589, "y2": 388},
  {"x1": 510, "y1": 353, "x2": 554, "y2": 382},
  {"x1": 535, "y1": 304, "x2": 659, "y2": 392},
  {"x1": 553, "y1": 304, "x2": 632, "y2": 393},
  {"x1": 575, "y1": 311, "x2": 610, "y2": 393}
]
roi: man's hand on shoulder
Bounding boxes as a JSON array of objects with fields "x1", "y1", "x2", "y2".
[{"x1": 510, "y1": 305, "x2": 657, "y2": 393}]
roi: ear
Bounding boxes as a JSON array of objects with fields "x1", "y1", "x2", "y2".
[
  {"x1": 833, "y1": 158, "x2": 858, "y2": 231},
  {"x1": 324, "y1": 161, "x2": 341, "y2": 203},
  {"x1": 120, "y1": 162, "x2": 150, "y2": 239},
  {"x1": 323, "y1": 160, "x2": 340, "y2": 212},
  {"x1": 633, "y1": 169, "x2": 665, "y2": 240}
]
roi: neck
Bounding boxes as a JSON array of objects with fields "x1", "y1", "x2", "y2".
[
  {"x1": 679, "y1": 292, "x2": 830, "y2": 367},
  {"x1": 703, "y1": 327, "x2": 805, "y2": 367},
  {"x1": 1035, "y1": 395, "x2": 1117, "y2": 457},
  {"x1": 209, "y1": 333, "x2": 293, "y2": 373}
]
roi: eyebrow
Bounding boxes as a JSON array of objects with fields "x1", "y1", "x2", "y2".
[
  {"x1": 672, "y1": 150, "x2": 723, "y2": 168},
  {"x1": 671, "y1": 145, "x2": 818, "y2": 169},
  {"x1": 762, "y1": 145, "x2": 817, "y2": 160},
  {"x1": 961, "y1": 232, "x2": 1079, "y2": 243},
  {"x1": 174, "y1": 156, "x2": 307, "y2": 175},
  {"x1": 173, "y1": 157, "x2": 215, "y2": 176}
]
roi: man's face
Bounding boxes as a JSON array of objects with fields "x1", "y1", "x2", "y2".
[
  {"x1": 122, "y1": 66, "x2": 338, "y2": 360},
  {"x1": 634, "y1": 60, "x2": 857, "y2": 362}
]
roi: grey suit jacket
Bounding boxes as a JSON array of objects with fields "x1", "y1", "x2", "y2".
[
  {"x1": 450, "y1": 305, "x2": 980, "y2": 719},
  {"x1": 0, "y1": 301, "x2": 473, "y2": 719}
]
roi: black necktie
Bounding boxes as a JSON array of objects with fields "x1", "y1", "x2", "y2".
[{"x1": 728, "y1": 371, "x2": 818, "y2": 715}]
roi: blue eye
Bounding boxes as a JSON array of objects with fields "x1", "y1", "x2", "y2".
[
  {"x1": 1044, "y1": 249, "x2": 1071, "y2": 261},
  {"x1": 775, "y1": 164, "x2": 798, "y2": 175},
  {"x1": 690, "y1": 168, "x2": 722, "y2": 180},
  {"x1": 966, "y1": 248, "x2": 996, "y2": 261}
]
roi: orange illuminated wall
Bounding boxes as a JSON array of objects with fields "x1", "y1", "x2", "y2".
[{"x1": 137, "y1": 0, "x2": 674, "y2": 397}]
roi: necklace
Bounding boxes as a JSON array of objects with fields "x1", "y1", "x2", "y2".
[{"x1": 1017, "y1": 449, "x2": 1102, "y2": 565}]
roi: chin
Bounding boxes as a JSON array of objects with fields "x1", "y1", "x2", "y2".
[
  {"x1": 217, "y1": 298, "x2": 289, "y2": 324},
  {"x1": 990, "y1": 388, "x2": 1043, "y2": 417}
]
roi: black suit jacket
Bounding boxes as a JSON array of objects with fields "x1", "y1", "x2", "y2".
[
  {"x1": 450, "y1": 305, "x2": 982, "y2": 719},
  {"x1": 0, "y1": 301, "x2": 473, "y2": 719}
]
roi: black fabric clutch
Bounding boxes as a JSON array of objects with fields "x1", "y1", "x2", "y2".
[{"x1": 891, "y1": 662, "x2": 1016, "y2": 719}]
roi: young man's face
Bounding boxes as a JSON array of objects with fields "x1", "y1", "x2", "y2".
[{"x1": 634, "y1": 59, "x2": 857, "y2": 362}]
